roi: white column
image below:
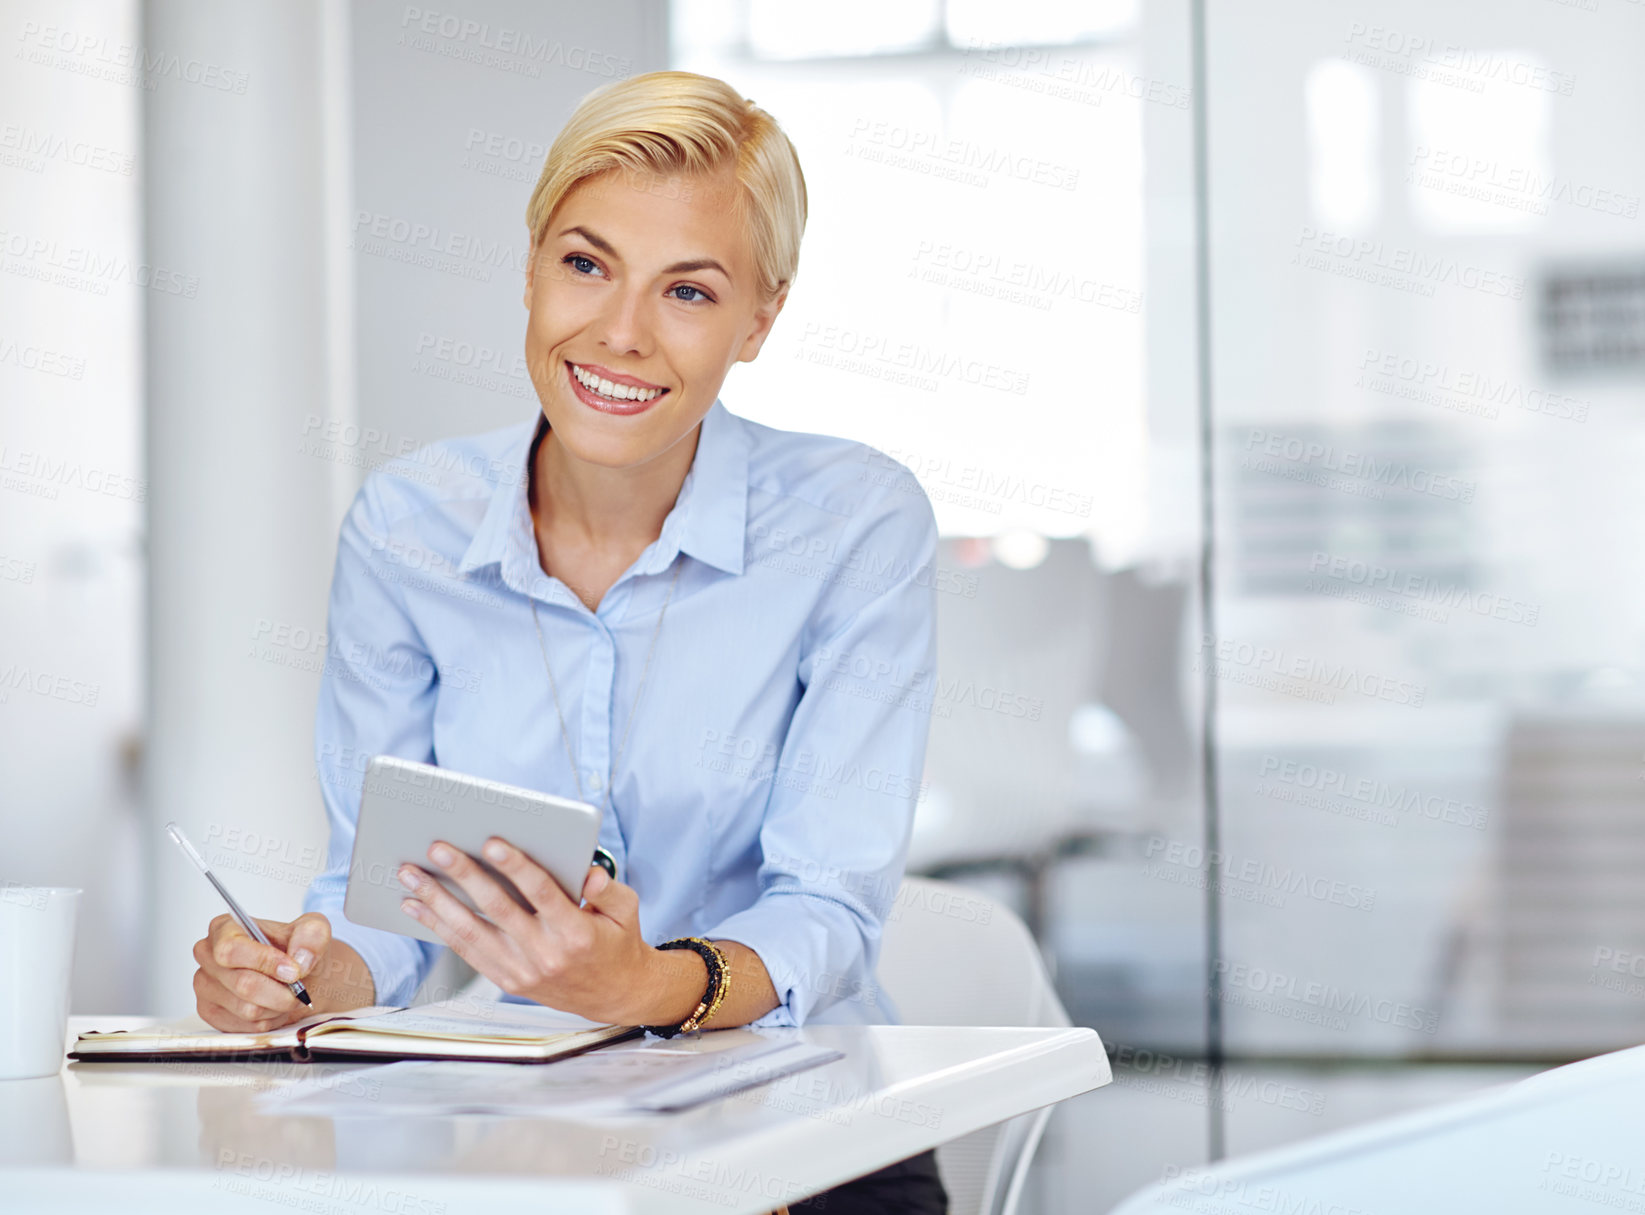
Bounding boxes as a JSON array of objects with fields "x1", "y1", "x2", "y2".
[{"x1": 143, "y1": 0, "x2": 354, "y2": 1014}]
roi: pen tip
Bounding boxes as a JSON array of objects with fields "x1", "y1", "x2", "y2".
[{"x1": 296, "y1": 989, "x2": 313, "y2": 1005}]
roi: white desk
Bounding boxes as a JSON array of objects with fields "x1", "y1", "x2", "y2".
[
  {"x1": 1111, "y1": 1043, "x2": 1645, "y2": 1215},
  {"x1": 0, "y1": 1016, "x2": 1109, "y2": 1214}
]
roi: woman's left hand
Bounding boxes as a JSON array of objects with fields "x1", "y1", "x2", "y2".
[{"x1": 397, "y1": 837, "x2": 656, "y2": 1024}]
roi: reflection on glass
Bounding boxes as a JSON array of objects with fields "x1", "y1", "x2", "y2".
[{"x1": 1306, "y1": 60, "x2": 1380, "y2": 231}]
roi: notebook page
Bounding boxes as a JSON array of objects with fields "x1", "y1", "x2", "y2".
[
  {"x1": 75, "y1": 1006, "x2": 392, "y2": 1052},
  {"x1": 316, "y1": 999, "x2": 612, "y2": 1044}
]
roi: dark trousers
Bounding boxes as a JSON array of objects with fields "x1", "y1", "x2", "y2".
[{"x1": 791, "y1": 1148, "x2": 948, "y2": 1214}]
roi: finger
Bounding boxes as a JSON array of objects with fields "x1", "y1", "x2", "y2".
[
  {"x1": 480, "y1": 837, "x2": 577, "y2": 927},
  {"x1": 397, "y1": 862, "x2": 506, "y2": 963},
  {"x1": 249, "y1": 916, "x2": 315, "y2": 980},
  {"x1": 194, "y1": 938, "x2": 300, "y2": 1013},
  {"x1": 400, "y1": 890, "x2": 502, "y2": 971},
  {"x1": 579, "y1": 868, "x2": 640, "y2": 927},
  {"x1": 421, "y1": 841, "x2": 537, "y2": 937},
  {"x1": 192, "y1": 963, "x2": 295, "y2": 1026},
  {"x1": 208, "y1": 915, "x2": 300, "y2": 980},
  {"x1": 195, "y1": 984, "x2": 291, "y2": 1034},
  {"x1": 283, "y1": 912, "x2": 332, "y2": 977}
]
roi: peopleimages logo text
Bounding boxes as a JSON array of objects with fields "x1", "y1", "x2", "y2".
[
  {"x1": 1214, "y1": 960, "x2": 1440, "y2": 1034},
  {"x1": 1292, "y1": 227, "x2": 1525, "y2": 299},
  {"x1": 1197, "y1": 634, "x2": 1427, "y2": 708},
  {"x1": 1245, "y1": 431, "x2": 1475, "y2": 502},
  {"x1": 1258, "y1": 756, "x2": 1488, "y2": 829},
  {"x1": 1143, "y1": 837, "x2": 1376, "y2": 911},
  {"x1": 1307, "y1": 553, "x2": 1539, "y2": 627}
]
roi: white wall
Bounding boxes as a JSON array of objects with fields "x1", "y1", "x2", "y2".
[
  {"x1": 349, "y1": 0, "x2": 667, "y2": 456},
  {"x1": 143, "y1": 0, "x2": 358, "y2": 1015},
  {"x1": 139, "y1": 0, "x2": 666, "y2": 1015},
  {"x1": 0, "y1": 0, "x2": 145, "y2": 1014}
]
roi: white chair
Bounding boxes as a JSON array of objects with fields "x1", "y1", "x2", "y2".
[
  {"x1": 877, "y1": 876, "x2": 1071, "y2": 1215},
  {"x1": 912, "y1": 538, "x2": 1106, "y2": 877}
]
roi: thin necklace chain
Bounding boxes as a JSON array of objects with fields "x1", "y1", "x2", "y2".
[{"x1": 529, "y1": 559, "x2": 684, "y2": 817}]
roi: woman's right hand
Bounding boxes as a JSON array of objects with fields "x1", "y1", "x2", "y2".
[{"x1": 191, "y1": 911, "x2": 335, "y2": 1032}]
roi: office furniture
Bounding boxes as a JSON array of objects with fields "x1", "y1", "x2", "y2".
[
  {"x1": 458, "y1": 875, "x2": 1087, "y2": 1211},
  {"x1": 915, "y1": 539, "x2": 1172, "y2": 986},
  {"x1": 1490, "y1": 714, "x2": 1645, "y2": 1055},
  {"x1": 878, "y1": 876, "x2": 1071, "y2": 1215},
  {"x1": 1088, "y1": 567, "x2": 1194, "y2": 808},
  {"x1": 1109, "y1": 1040, "x2": 1645, "y2": 1214},
  {"x1": 8, "y1": 1014, "x2": 1109, "y2": 1214},
  {"x1": 915, "y1": 539, "x2": 1107, "y2": 896}
]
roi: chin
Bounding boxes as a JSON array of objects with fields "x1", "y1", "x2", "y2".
[{"x1": 541, "y1": 401, "x2": 692, "y2": 471}]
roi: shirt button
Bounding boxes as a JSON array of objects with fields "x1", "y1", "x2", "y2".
[{"x1": 589, "y1": 771, "x2": 604, "y2": 792}]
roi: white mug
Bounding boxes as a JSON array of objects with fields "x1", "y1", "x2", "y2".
[{"x1": 0, "y1": 885, "x2": 81, "y2": 1080}]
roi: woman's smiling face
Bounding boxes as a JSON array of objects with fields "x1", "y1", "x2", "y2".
[{"x1": 522, "y1": 166, "x2": 786, "y2": 470}]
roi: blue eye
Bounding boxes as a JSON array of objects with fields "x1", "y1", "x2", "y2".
[
  {"x1": 670, "y1": 285, "x2": 711, "y2": 303},
  {"x1": 563, "y1": 254, "x2": 601, "y2": 276}
]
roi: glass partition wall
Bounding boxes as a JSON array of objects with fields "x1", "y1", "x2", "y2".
[
  {"x1": 1206, "y1": 0, "x2": 1645, "y2": 1065},
  {"x1": 1201, "y1": 0, "x2": 1645, "y2": 1174},
  {"x1": 670, "y1": 0, "x2": 1645, "y2": 1208}
]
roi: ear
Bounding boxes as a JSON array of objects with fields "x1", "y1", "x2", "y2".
[{"x1": 735, "y1": 285, "x2": 790, "y2": 364}]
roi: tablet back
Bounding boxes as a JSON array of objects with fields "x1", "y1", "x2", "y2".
[{"x1": 343, "y1": 756, "x2": 602, "y2": 945}]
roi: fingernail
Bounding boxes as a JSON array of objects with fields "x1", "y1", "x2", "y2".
[
  {"x1": 484, "y1": 839, "x2": 507, "y2": 863},
  {"x1": 399, "y1": 867, "x2": 418, "y2": 890},
  {"x1": 293, "y1": 948, "x2": 315, "y2": 972},
  {"x1": 430, "y1": 843, "x2": 455, "y2": 866},
  {"x1": 276, "y1": 963, "x2": 298, "y2": 982},
  {"x1": 400, "y1": 899, "x2": 419, "y2": 917}
]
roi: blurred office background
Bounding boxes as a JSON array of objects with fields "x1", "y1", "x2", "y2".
[{"x1": 3, "y1": 0, "x2": 1643, "y2": 1209}]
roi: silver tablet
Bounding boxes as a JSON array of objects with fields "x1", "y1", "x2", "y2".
[{"x1": 343, "y1": 755, "x2": 603, "y2": 945}]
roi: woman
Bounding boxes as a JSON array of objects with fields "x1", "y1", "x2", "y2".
[{"x1": 189, "y1": 71, "x2": 945, "y2": 1210}]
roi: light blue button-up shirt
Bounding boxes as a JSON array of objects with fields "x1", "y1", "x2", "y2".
[{"x1": 301, "y1": 400, "x2": 938, "y2": 1027}]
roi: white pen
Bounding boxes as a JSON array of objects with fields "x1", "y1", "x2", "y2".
[{"x1": 165, "y1": 821, "x2": 312, "y2": 1006}]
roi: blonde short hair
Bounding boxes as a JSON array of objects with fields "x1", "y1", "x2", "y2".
[{"x1": 525, "y1": 71, "x2": 807, "y2": 301}]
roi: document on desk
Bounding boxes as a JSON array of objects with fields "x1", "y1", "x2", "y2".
[{"x1": 256, "y1": 1037, "x2": 843, "y2": 1117}]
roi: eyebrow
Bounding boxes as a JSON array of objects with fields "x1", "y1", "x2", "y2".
[{"x1": 556, "y1": 225, "x2": 733, "y2": 284}]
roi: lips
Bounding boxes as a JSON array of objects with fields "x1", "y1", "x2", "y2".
[{"x1": 564, "y1": 360, "x2": 669, "y2": 416}]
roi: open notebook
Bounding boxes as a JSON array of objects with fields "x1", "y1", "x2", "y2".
[{"x1": 70, "y1": 1001, "x2": 642, "y2": 1065}]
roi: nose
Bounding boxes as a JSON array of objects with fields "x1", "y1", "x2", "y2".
[{"x1": 596, "y1": 283, "x2": 650, "y2": 358}]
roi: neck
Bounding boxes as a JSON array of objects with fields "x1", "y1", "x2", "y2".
[{"x1": 530, "y1": 418, "x2": 701, "y2": 551}]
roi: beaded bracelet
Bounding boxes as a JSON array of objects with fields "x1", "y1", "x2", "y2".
[{"x1": 643, "y1": 937, "x2": 730, "y2": 1038}]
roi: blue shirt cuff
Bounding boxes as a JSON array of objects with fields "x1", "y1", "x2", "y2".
[{"x1": 705, "y1": 893, "x2": 889, "y2": 1027}]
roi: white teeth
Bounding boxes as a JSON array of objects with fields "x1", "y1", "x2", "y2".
[{"x1": 571, "y1": 363, "x2": 662, "y2": 403}]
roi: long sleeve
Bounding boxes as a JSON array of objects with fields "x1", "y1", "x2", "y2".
[
  {"x1": 301, "y1": 479, "x2": 443, "y2": 1007},
  {"x1": 705, "y1": 481, "x2": 939, "y2": 1027}
]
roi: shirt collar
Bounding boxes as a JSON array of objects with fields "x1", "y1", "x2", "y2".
[
  {"x1": 455, "y1": 416, "x2": 539, "y2": 584},
  {"x1": 662, "y1": 399, "x2": 749, "y2": 576},
  {"x1": 457, "y1": 400, "x2": 749, "y2": 585}
]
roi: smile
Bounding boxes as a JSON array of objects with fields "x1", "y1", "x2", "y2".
[{"x1": 566, "y1": 361, "x2": 669, "y2": 415}]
